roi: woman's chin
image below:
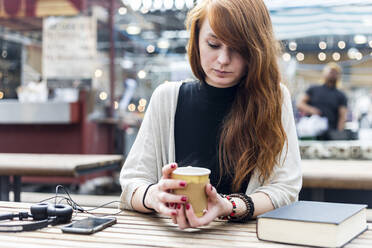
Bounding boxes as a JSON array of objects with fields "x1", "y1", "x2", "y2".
[
  {"x1": 206, "y1": 77, "x2": 239, "y2": 88},
  {"x1": 213, "y1": 81, "x2": 238, "y2": 88}
]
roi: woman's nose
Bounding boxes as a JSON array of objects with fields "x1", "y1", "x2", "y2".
[{"x1": 217, "y1": 49, "x2": 231, "y2": 65}]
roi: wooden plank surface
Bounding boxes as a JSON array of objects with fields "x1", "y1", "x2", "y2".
[
  {"x1": 0, "y1": 153, "x2": 123, "y2": 176},
  {"x1": 0, "y1": 201, "x2": 370, "y2": 248},
  {"x1": 11, "y1": 191, "x2": 372, "y2": 223},
  {"x1": 302, "y1": 159, "x2": 372, "y2": 189}
]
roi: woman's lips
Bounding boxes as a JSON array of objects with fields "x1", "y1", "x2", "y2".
[{"x1": 214, "y1": 69, "x2": 231, "y2": 77}]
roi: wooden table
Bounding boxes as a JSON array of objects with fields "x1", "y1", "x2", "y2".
[
  {"x1": 0, "y1": 153, "x2": 124, "y2": 202},
  {"x1": 0, "y1": 201, "x2": 370, "y2": 248}
]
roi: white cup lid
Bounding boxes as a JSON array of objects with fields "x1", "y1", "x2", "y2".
[{"x1": 173, "y1": 166, "x2": 211, "y2": 176}]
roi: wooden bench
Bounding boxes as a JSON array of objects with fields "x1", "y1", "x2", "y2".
[
  {"x1": 302, "y1": 159, "x2": 372, "y2": 202},
  {"x1": 0, "y1": 153, "x2": 124, "y2": 202},
  {"x1": 302, "y1": 159, "x2": 372, "y2": 190}
]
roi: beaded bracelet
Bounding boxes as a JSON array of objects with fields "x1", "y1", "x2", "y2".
[
  {"x1": 229, "y1": 193, "x2": 255, "y2": 222},
  {"x1": 218, "y1": 193, "x2": 254, "y2": 222},
  {"x1": 218, "y1": 194, "x2": 237, "y2": 220}
]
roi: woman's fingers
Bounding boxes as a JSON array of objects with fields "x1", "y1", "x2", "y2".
[
  {"x1": 171, "y1": 217, "x2": 177, "y2": 224},
  {"x1": 205, "y1": 183, "x2": 218, "y2": 202},
  {"x1": 184, "y1": 203, "x2": 205, "y2": 227},
  {"x1": 158, "y1": 202, "x2": 177, "y2": 217},
  {"x1": 170, "y1": 203, "x2": 177, "y2": 224},
  {"x1": 151, "y1": 180, "x2": 187, "y2": 216},
  {"x1": 157, "y1": 178, "x2": 187, "y2": 192},
  {"x1": 162, "y1": 162, "x2": 178, "y2": 179},
  {"x1": 176, "y1": 204, "x2": 189, "y2": 230},
  {"x1": 151, "y1": 164, "x2": 188, "y2": 217},
  {"x1": 157, "y1": 190, "x2": 188, "y2": 204},
  {"x1": 185, "y1": 203, "x2": 216, "y2": 228},
  {"x1": 154, "y1": 174, "x2": 219, "y2": 229},
  {"x1": 182, "y1": 184, "x2": 221, "y2": 228}
]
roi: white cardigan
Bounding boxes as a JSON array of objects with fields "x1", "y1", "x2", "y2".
[{"x1": 119, "y1": 81, "x2": 302, "y2": 210}]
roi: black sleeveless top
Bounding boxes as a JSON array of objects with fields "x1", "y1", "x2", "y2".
[{"x1": 174, "y1": 81, "x2": 249, "y2": 194}]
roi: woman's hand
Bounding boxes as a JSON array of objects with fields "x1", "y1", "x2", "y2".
[
  {"x1": 172, "y1": 184, "x2": 232, "y2": 229},
  {"x1": 144, "y1": 163, "x2": 188, "y2": 217}
]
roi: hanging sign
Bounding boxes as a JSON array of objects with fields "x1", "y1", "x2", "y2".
[{"x1": 42, "y1": 16, "x2": 96, "y2": 86}]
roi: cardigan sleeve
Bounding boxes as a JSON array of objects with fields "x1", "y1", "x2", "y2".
[
  {"x1": 119, "y1": 85, "x2": 163, "y2": 210},
  {"x1": 251, "y1": 84, "x2": 302, "y2": 208}
]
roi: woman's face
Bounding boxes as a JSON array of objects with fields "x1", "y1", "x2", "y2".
[{"x1": 198, "y1": 18, "x2": 247, "y2": 88}]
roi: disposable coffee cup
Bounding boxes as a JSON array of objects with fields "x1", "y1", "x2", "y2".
[{"x1": 171, "y1": 166, "x2": 211, "y2": 217}]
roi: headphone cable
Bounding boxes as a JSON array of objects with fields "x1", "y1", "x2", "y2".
[{"x1": 39, "y1": 185, "x2": 124, "y2": 217}]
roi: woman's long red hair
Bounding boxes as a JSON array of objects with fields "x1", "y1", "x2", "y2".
[{"x1": 186, "y1": 0, "x2": 286, "y2": 192}]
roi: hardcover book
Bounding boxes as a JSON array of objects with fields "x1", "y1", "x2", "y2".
[{"x1": 257, "y1": 201, "x2": 367, "y2": 248}]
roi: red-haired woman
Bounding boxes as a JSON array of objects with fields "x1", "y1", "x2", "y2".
[{"x1": 120, "y1": 0, "x2": 302, "y2": 229}]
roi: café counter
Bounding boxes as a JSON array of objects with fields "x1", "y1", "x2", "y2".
[
  {"x1": 0, "y1": 100, "x2": 79, "y2": 124},
  {"x1": 0, "y1": 98, "x2": 113, "y2": 154}
]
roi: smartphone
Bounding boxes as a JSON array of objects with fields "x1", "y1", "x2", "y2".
[{"x1": 61, "y1": 217, "x2": 116, "y2": 234}]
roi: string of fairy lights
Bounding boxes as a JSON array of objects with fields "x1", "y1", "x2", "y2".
[
  {"x1": 120, "y1": 0, "x2": 201, "y2": 13},
  {"x1": 282, "y1": 35, "x2": 372, "y2": 63}
]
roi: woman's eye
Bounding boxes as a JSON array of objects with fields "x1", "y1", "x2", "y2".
[{"x1": 207, "y1": 42, "x2": 220, "y2": 49}]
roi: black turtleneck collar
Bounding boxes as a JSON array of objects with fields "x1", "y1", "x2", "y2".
[{"x1": 198, "y1": 81, "x2": 239, "y2": 105}]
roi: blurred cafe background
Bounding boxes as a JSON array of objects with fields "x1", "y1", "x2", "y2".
[{"x1": 0, "y1": 0, "x2": 372, "y2": 203}]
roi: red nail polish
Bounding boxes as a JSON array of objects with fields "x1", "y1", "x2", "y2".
[
  {"x1": 181, "y1": 196, "x2": 187, "y2": 202},
  {"x1": 177, "y1": 204, "x2": 181, "y2": 209},
  {"x1": 180, "y1": 182, "x2": 186, "y2": 187},
  {"x1": 165, "y1": 203, "x2": 169, "y2": 207},
  {"x1": 170, "y1": 203, "x2": 174, "y2": 207},
  {"x1": 171, "y1": 164, "x2": 176, "y2": 168},
  {"x1": 186, "y1": 203, "x2": 190, "y2": 210},
  {"x1": 171, "y1": 212, "x2": 177, "y2": 216}
]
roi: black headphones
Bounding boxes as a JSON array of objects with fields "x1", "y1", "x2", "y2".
[{"x1": 0, "y1": 203, "x2": 73, "y2": 232}]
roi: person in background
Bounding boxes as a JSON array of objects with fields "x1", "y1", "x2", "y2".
[
  {"x1": 356, "y1": 90, "x2": 372, "y2": 129},
  {"x1": 297, "y1": 63, "x2": 348, "y2": 140},
  {"x1": 119, "y1": 0, "x2": 302, "y2": 229}
]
